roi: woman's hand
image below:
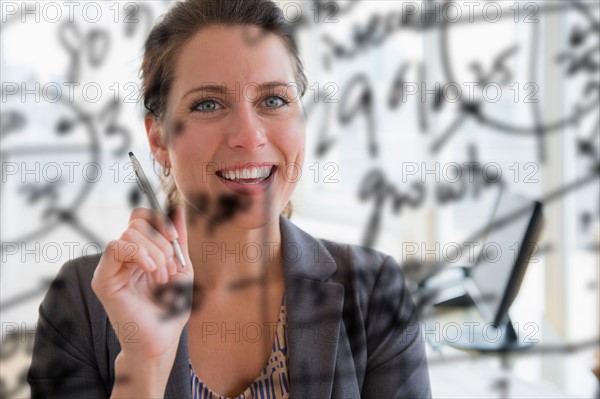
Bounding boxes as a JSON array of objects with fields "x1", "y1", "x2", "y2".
[{"x1": 91, "y1": 206, "x2": 193, "y2": 364}]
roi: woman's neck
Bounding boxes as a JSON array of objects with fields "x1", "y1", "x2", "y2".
[{"x1": 184, "y1": 207, "x2": 284, "y2": 293}]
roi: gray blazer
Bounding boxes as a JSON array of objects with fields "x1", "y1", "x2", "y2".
[{"x1": 28, "y1": 216, "x2": 431, "y2": 398}]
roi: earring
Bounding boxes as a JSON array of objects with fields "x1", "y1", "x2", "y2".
[{"x1": 163, "y1": 160, "x2": 171, "y2": 177}]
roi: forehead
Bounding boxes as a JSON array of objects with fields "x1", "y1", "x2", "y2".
[{"x1": 171, "y1": 25, "x2": 296, "y2": 96}]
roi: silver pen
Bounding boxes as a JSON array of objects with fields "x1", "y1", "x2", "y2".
[{"x1": 128, "y1": 151, "x2": 186, "y2": 268}]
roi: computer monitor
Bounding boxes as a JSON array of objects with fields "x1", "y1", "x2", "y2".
[
  {"x1": 418, "y1": 187, "x2": 503, "y2": 307},
  {"x1": 450, "y1": 193, "x2": 544, "y2": 352}
]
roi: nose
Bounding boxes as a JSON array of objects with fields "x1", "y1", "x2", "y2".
[{"x1": 226, "y1": 103, "x2": 267, "y2": 152}]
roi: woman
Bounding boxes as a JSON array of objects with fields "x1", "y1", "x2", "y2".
[{"x1": 28, "y1": 0, "x2": 431, "y2": 398}]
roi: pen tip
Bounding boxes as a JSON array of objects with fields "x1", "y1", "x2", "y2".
[{"x1": 128, "y1": 151, "x2": 134, "y2": 157}]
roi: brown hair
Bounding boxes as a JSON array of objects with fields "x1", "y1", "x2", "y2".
[{"x1": 140, "y1": 0, "x2": 307, "y2": 218}]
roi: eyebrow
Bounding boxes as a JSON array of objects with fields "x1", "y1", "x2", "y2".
[{"x1": 181, "y1": 81, "x2": 293, "y2": 100}]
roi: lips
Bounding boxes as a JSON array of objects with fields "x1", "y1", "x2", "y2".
[{"x1": 215, "y1": 163, "x2": 278, "y2": 194}]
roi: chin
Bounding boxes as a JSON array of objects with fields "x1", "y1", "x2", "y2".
[
  {"x1": 223, "y1": 205, "x2": 282, "y2": 231},
  {"x1": 194, "y1": 197, "x2": 282, "y2": 233},
  {"x1": 183, "y1": 188, "x2": 287, "y2": 233}
]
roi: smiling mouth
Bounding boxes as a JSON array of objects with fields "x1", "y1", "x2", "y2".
[{"x1": 216, "y1": 165, "x2": 276, "y2": 184}]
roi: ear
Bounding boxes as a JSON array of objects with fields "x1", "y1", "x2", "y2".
[{"x1": 145, "y1": 113, "x2": 169, "y2": 166}]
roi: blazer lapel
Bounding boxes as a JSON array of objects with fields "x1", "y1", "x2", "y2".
[
  {"x1": 165, "y1": 327, "x2": 192, "y2": 398},
  {"x1": 279, "y1": 216, "x2": 345, "y2": 398}
]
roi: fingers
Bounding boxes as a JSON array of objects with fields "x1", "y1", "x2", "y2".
[
  {"x1": 95, "y1": 208, "x2": 183, "y2": 289},
  {"x1": 121, "y1": 225, "x2": 176, "y2": 280},
  {"x1": 130, "y1": 207, "x2": 185, "y2": 272},
  {"x1": 93, "y1": 239, "x2": 157, "y2": 291},
  {"x1": 129, "y1": 207, "x2": 179, "y2": 242}
]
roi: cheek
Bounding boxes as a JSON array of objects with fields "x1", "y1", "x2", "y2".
[
  {"x1": 276, "y1": 114, "x2": 305, "y2": 155},
  {"x1": 292, "y1": 123, "x2": 306, "y2": 165},
  {"x1": 170, "y1": 129, "x2": 219, "y2": 184},
  {"x1": 171, "y1": 124, "x2": 219, "y2": 157},
  {"x1": 277, "y1": 126, "x2": 305, "y2": 184}
]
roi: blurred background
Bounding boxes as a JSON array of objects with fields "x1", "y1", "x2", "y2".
[{"x1": 1, "y1": 1, "x2": 599, "y2": 397}]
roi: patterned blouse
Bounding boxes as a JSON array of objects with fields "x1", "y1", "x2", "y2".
[{"x1": 189, "y1": 294, "x2": 290, "y2": 399}]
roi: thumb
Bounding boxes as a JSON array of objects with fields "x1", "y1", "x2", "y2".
[{"x1": 168, "y1": 206, "x2": 191, "y2": 269}]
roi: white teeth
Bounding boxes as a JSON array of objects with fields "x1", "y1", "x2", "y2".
[
  {"x1": 221, "y1": 166, "x2": 273, "y2": 182},
  {"x1": 223, "y1": 171, "x2": 236, "y2": 180}
]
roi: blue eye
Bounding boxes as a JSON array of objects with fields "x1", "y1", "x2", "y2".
[
  {"x1": 265, "y1": 96, "x2": 288, "y2": 108},
  {"x1": 192, "y1": 100, "x2": 221, "y2": 112}
]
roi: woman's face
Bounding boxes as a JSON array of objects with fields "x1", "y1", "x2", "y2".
[{"x1": 149, "y1": 24, "x2": 305, "y2": 230}]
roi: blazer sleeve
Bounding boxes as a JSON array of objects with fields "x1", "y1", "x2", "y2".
[
  {"x1": 361, "y1": 255, "x2": 432, "y2": 399},
  {"x1": 27, "y1": 258, "x2": 108, "y2": 399}
]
